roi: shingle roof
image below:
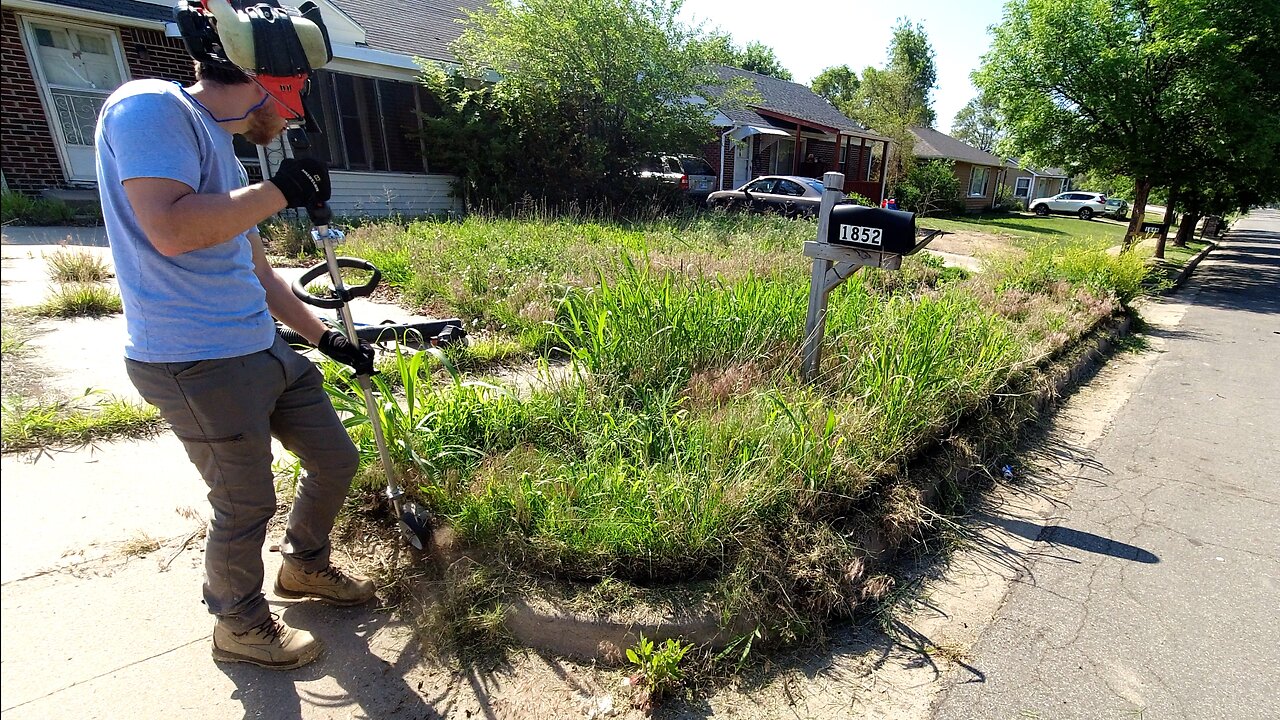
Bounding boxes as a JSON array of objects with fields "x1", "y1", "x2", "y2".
[
  {"x1": 1005, "y1": 159, "x2": 1069, "y2": 178},
  {"x1": 330, "y1": 0, "x2": 489, "y2": 62},
  {"x1": 43, "y1": 0, "x2": 172, "y2": 23},
  {"x1": 911, "y1": 126, "x2": 1004, "y2": 167},
  {"x1": 709, "y1": 65, "x2": 869, "y2": 135}
]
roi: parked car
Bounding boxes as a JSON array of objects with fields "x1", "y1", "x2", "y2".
[
  {"x1": 1101, "y1": 197, "x2": 1129, "y2": 220},
  {"x1": 707, "y1": 175, "x2": 832, "y2": 217},
  {"x1": 1028, "y1": 191, "x2": 1108, "y2": 220},
  {"x1": 637, "y1": 154, "x2": 718, "y2": 203}
]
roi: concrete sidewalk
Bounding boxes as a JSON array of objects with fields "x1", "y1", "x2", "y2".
[{"x1": 933, "y1": 210, "x2": 1280, "y2": 719}]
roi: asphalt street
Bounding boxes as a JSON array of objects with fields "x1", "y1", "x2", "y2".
[{"x1": 934, "y1": 211, "x2": 1280, "y2": 719}]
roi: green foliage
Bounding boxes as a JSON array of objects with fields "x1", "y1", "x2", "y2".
[
  {"x1": 2, "y1": 392, "x2": 162, "y2": 451},
  {"x1": 895, "y1": 159, "x2": 962, "y2": 216},
  {"x1": 46, "y1": 249, "x2": 112, "y2": 283},
  {"x1": 426, "y1": 0, "x2": 721, "y2": 210},
  {"x1": 626, "y1": 634, "x2": 691, "y2": 702},
  {"x1": 992, "y1": 240, "x2": 1151, "y2": 305},
  {"x1": 0, "y1": 190, "x2": 77, "y2": 226},
  {"x1": 977, "y1": 0, "x2": 1280, "y2": 237},
  {"x1": 811, "y1": 65, "x2": 860, "y2": 116},
  {"x1": 259, "y1": 215, "x2": 316, "y2": 256},
  {"x1": 847, "y1": 18, "x2": 938, "y2": 186},
  {"x1": 993, "y1": 183, "x2": 1023, "y2": 212},
  {"x1": 844, "y1": 191, "x2": 875, "y2": 207},
  {"x1": 951, "y1": 94, "x2": 1003, "y2": 153},
  {"x1": 692, "y1": 33, "x2": 792, "y2": 80},
  {"x1": 31, "y1": 283, "x2": 123, "y2": 318}
]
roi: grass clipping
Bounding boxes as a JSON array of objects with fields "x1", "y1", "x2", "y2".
[{"x1": 2, "y1": 393, "x2": 162, "y2": 452}]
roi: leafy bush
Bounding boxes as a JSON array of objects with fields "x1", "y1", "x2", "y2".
[
  {"x1": 895, "y1": 159, "x2": 962, "y2": 216},
  {"x1": 1, "y1": 190, "x2": 77, "y2": 226},
  {"x1": 994, "y1": 183, "x2": 1023, "y2": 212},
  {"x1": 845, "y1": 191, "x2": 875, "y2": 206}
]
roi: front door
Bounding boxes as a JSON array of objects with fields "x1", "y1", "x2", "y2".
[{"x1": 22, "y1": 17, "x2": 128, "y2": 183}]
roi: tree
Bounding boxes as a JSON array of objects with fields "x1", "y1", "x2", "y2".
[
  {"x1": 691, "y1": 33, "x2": 793, "y2": 80},
  {"x1": 811, "y1": 65, "x2": 860, "y2": 116},
  {"x1": 847, "y1": 19, "x2": 938, "y2": 190},
  {"x1": 951, "y1": 94, "x2": 1003, "y2": 153},
  {"x1": 977, "y1": 0, "x2": 1280, "y2": 247},
  {"x1": 424, "y1": 0, "x2": 720, "y2": 210},
  {"x1": 739, "y1": 41, "x2": 793, "y2": 80}
]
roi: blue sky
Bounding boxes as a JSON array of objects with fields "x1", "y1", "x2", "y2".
[{"x1": 679, "y1": 0, "x2": 1010, "y2": 132}]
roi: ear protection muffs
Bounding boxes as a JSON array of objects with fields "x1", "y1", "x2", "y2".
[{"x1": 174, "y1": 0, "x2": 331, "y2": 122}]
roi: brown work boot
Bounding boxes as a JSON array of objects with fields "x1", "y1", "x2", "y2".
[
  {"x1": 274, "y1": 562, "x2": 376, "y2": 606},
  {"x1": 212, "y1": 614, "x2": 323, "y2": 670}
]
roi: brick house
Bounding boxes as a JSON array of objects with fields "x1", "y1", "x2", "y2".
[
  {"x1": 909, "y1": 126, "x2": 1005, "y2": 213},
  {"x1": 1, "y1": 0, "x2": 484, "y2": 216},
  {"x1": 701, "y1": 66, "x2": 892, "y2": 203},
  {"x1": 1003, "y1": 160, "x2": 1071, "y2": 208}
]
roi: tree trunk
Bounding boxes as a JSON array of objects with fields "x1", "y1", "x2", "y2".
[
  {"x1": 1174, "y1": 212, "x2": 1201, "y2": 247},
  {"x1": 1124, "y1": 178, "x2": 1153, "y2": 250},
  {"x1": 1155, "y1": 192, "x2": 1178, "y2": 259}
]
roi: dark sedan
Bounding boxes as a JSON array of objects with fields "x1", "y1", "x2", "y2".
[{"x1": 707, "y1": 176, "x2": 832, "y2": 217}]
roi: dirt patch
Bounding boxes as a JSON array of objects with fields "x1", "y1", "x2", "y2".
[{"x1": 926, "y1": 229, "x2": 1021, "y2": 259}]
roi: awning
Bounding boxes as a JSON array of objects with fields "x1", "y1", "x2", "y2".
[{"x1": 730, "y1": 124, "x2": 793, "y2": 141}]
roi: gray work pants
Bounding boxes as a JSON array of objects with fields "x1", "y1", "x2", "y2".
[{"x1": 126, "y1": 335, "x2": 359, "y2": 631}]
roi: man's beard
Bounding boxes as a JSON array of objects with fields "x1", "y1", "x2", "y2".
[{"x1": 242, "y1": 105, "x2": 285, "y2": 146}]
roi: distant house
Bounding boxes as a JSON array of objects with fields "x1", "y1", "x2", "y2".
[
  {"x1": 909, "y1": 126, "x2": 1005, "y2": 213},
  {"x1": 0, "y1": 0, "x2": 486, "y2": 216},
  {"x1": 1003, "y1": 161, "x2": 1072, "y2": 208},
  {"x1": 702, "y1": 66, "x2": 892, "y2": 203}
]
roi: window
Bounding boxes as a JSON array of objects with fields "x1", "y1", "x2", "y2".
[
  {"x1": 745, "y1": 178, "x2": 776, "y2": 194},
  {"x1": 775, "y1": 179, "x2": 805, "y2": 196},
  {"x1": 675, "y1": 156, "x2": 715, "y2": 176},
  {"x1": 770, "y1": 139, "x2": 795, "y2": 175},
  {"x1": 1014, "y1": 177, "x2": 1031, "y2": 198},
  {"x1": 310, "y1": 70, "x2": 427, "y2": 173},
  {"x1": 968, "y1": 166, "x2": 990, "y2": 197},
  {"x1": 802, "y1": 178, "x2": 825, "y2": 194}
]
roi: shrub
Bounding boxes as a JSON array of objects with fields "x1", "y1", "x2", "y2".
[
  {"x1": 896, "y1": 160, "x2": 962, "y2": 216},
  {"x1": 845, "y1": 191, "x2": 875, "y2": 207},
  {"x1": 993, "y1": 183, "x2": 1023, "y2": 212}
]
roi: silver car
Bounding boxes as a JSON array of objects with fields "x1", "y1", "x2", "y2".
[
  {"x1": 707, "y1": 175, "x2": 831, "y2": 218},
  {"x1": 1029, "y1": 191, "x2": 1108, "y2": 220},
  {"x1": 638, "y1": 155, "x2": 718, "y2": 203}
]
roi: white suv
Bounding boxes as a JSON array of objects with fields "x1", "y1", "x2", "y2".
[{"x1": 1029, "y1": 192, "x2": 1107, "y2": 220}]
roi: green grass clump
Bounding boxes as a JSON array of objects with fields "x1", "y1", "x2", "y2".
[
  {"x1": 31, "y1": 283, "x2": 123, "y2": 318},
  {"x1": 46, "y1": 249, "x2": 113, "y2": 283},
  {"x1": 1, "y1": 394, "x2": 162, "y2": 451},
  {"x1": 1, "y1": 189, "x2": 76, "y2": 226}
]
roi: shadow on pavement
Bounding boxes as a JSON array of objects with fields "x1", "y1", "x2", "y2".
[
  {"x1": 982, "y1": 515, "x2": 1160, "y2": 564},
  {"x1": 1185, "y1": 226, "x2": 1280, "y2": 315},
  {"x1": 217, "y1": 601, "x2": 443, "y2": 720}
]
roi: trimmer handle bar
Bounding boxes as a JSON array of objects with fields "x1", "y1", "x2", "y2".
[{"x1": 292, "y1": 257, "x2": 381, "y2": 309}]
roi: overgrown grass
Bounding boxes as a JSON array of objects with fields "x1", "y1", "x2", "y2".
[
  {"x1": 46, "y1": 249, "x2": 113, "y2": 283},
  {"x1": 319, "y1": 212, "x2": 1150, "y2": 642},
  {"x1": 1, "y1": 393, "x2": 162, "y2": 451},
  {"x1": 30, "y1": 283, "x2": 123, "y2": 318},
  {"x1": 1, "y1": 189, "x2": 76, "y2": 226}
]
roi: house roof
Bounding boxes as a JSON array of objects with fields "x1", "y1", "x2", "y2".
[
  {"x1": 1005, "y1": 159, "x2": 1070, "y2": 178},
  {"x1": 329, "y1": 0, "x2": 489, "y2": 62},
  {"x1": 36, "y1": 0, "x2": 484, "y2": 63},
  {"x1": 709, "y1": 65, "x2": 870, "y2": 136},
  {"x1": 911, "y1": 126, "x2": 1004, "y2": 167},
  {"x1": 39, "y1": 0, "x2": 172, "y2": 23}
]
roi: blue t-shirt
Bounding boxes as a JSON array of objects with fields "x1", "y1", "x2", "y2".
[{"x1": 95, "y1": 79, "x2": 275, "y2": 363}]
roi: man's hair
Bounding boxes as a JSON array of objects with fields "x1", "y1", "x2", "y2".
[{"x1": 194, "y1": 60, "x2": 251, "y2": 85}]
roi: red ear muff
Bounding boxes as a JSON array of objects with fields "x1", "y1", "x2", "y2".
[{"x1": 257, "y1": 74, "x2": 308, "y2": 120}]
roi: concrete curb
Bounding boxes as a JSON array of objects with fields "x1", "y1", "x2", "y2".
[
  {"x1": 1162, "y1": 238, "x2": 1218, "y2": 294},
  {"x1": 414, "y1": 315, "x2": 1136, "y2": 663}
]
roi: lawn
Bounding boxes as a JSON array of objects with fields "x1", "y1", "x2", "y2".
[
  {"x1": 306, "y1": 211, "x2": 1151, "y2": 639},
  {"x1": 920, "y1": 211, "x2": 1172, "y2": 246}
]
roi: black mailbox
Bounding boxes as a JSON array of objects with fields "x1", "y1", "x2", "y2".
[{"x1": 826, "y1": 206, "x2": 923, "y2": 255}]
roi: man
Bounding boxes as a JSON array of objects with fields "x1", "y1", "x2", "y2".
[{"x1": 95, "y1": 57, "x2": 376, "y2": 670}]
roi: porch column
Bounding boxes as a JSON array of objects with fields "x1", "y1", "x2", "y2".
[
  {"x1": 832, "y1": 134, "x2": 842, "y2": 173},
  {"x1": 792, "y1": 125, "x2": 802, "y2": 175},
  {"x1": 859, "y1": 136, "x2": 867, "y2": 181}
]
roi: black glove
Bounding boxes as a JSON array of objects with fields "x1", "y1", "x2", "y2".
[
  {"x1": 318, "y1": 330, "x2": 375, "y2": 375},
  {"x1": 269, "y1": 158, "x2": 331, "y2": 209}
]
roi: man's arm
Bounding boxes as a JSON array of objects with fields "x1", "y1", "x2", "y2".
[
  {"x1": 123, "y1": 177, "x2": 287, "y2": 257},
  {"x1": 248, "y1": 230, "x2": 329, "y2": 344}
]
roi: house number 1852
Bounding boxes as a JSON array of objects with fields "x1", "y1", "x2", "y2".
[{"x1": 838, "y1": 225, "x2": 883, "y2": 247}]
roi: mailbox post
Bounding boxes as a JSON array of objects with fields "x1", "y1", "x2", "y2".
[{"x1": 801, "y1": 172, "x2": 942, "y2": 382}]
